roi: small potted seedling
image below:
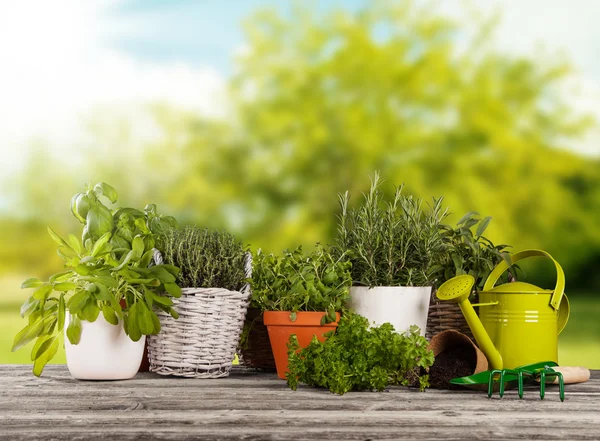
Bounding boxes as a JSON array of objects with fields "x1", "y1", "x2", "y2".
[
  {"x1": 14, "y1": 183, "x2": 181, "y2": 379},
  {"x1": 335, "y1": 173, "x2": 448, "y2": 336},
  {"x1": 250, "y1": 244, "x2": 352, "y2": 379}
]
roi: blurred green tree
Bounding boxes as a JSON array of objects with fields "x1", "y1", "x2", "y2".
[
  {"x1": 5, "y1": 0, "x2": 600, "y2": 288},
  {"x1": 160, "y1": 1, "x2": 600, "y2": 285}
]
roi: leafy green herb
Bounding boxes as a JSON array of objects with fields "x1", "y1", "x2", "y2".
[
  {"x1": 286, "y1": 313, "x2": 434, "y2": 394},
  {"x1": 250, "y1": 245, "x2": 352, "y2": 323},
  {"x1": 437, "y1": 212, "x2": 515, "y2": 290},
  {"x1": 157, "y1": 226, "x2": 248, "y2": 290},
  {"x1": 14, "y1": 182, "x2": 181, "y2": 377},
  {"x1": 335, "y1": 172, "x2": 448, "y2": 287},
  {"x1": 71, "y1": 183, "x2": 177, "y2": 260}
]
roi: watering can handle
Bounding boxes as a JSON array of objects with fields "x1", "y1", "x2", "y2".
[{"x1": 483, "y1": 249, "x2": 565, "y2": 311}]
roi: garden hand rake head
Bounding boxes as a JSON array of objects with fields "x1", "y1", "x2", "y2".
[{"x1": 450, "y1": 361, "x2": 565, "y2": 401}]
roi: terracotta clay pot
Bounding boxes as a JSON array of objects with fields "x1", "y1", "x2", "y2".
[
  {"x1": 263, "y1": 311, "x2": 340, "y2": 379},
  {"x1": 428, "y1": 329, "x2": 488, "y2": 375}
]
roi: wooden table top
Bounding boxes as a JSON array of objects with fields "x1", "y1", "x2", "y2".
[{"x1": 0, "y1": 365, "x2": 598, "y2": 440}]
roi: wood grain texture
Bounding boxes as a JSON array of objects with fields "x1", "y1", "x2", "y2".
[{"x1": 0, "y1": 365, "x2": 598, "y2": 440}]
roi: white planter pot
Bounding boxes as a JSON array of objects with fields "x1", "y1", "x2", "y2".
[
  {"x1": 65, "y1": 314, "x2": 145, "y2": 380},
  {"x1": 349, "y1": 286, "x2": 431, "y2": 336}
]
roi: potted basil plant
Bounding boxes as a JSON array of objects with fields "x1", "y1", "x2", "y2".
[
  {"x1": 13, "y1": 183, "x2": 182, "y2": 379},
  {"x1": 250, "y1": 244, "x2": 352, "y2": 379},
  {"x1": 335, "y1": 173, "x2": 448, "y2": 336}
]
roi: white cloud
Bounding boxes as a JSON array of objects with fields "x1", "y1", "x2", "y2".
[{"x1": 0, "y1": 0, "x2": 227, "y2": 182}]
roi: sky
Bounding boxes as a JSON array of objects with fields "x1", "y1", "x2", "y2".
[{"x1": 0, "y1": 0, "x2": 599, "y2": 188}]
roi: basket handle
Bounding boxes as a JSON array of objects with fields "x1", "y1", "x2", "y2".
[{"x1": 483, "y1": 249, "x2": 565, "y2": 311}]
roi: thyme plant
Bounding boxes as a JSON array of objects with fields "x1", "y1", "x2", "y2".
[
  {"x1": 335, "y1": 173, "x2": 448, "y2": 287},
  {"x1": 157, "y1": 226, "x2": 248, "y2": 291}
]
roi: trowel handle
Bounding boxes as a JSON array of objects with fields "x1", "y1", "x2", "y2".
[
  {"x1": 538, "y1": 367, "x2": 591, "y2": 384},
  {"x1": 483, "y1": 249, "x2": 565, "y2": 310}
]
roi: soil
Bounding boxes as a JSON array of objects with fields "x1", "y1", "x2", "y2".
[{"x1": 428, "y1": 345, "x2": 476, "y2": 390}]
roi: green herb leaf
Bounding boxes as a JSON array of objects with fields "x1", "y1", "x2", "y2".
[
  {"x1": 91, "y1": 232, "x2": 112, "y2": 257},
  {"x1": 148, "y1": 266, "x2": 177, "y2": 284},
  {"x1": 20, "y1": 296, "x2": 39, "y2": 318},
  {"x1": 31, "y1": 335, "x2": 54, "y2": 361},
  {"x1": 150, "y1": 311, "x2": 161, "y2": 334},
  {"x1": 127, "y1": 304, "x2": 142, "y2": 342},
  {"x1": 132, "y1": 236, "x2": 145, "y2": 257},
  {"x1": 68, "y1": 234, "x2": 82, "y2": 254},
  {"x1": 144, "y1": 289, "x2": 154, "y2": 308},
  {"x1": 113, "y1": 250, "x2": 136, "y2": 271},
  {"x1": 137, "y1": 302, "x2": 154, "y2": 335},
  {"x1": 80, "y1": 299, "x2": 100, "y2": 322},
  {"x1": 457, "y1": 211, "x2": 479, "y2": 226},
  {"x1": 57, "y1": 294, "x2": 65, "y2": 331},
  {"x1": 12, "y1": 316, "x2": 47, "y2": 352},
  {"x1": 71, "y1": 193, "x2": 86, "y2": 223},
  {"x1": 32, "y1": 336, "x2": 59, "y2": 377},
  {"x1": 163, "y1": 283, "x2": 182, "y2": 298},
  {"x1": 32, "y1": 285, "x2": 53, "y2": 301},
  {"x1": 139, "y1": 250, "x2": 155, "y2": 269},
  {"x1": 93, "y1": 182, "x2": 118, "y2": 203},
  {"x1": 150, "y1": 292, "x2": 173, "y2": 307},
  {"x1": 53, "y1": 282, "x2": 77, "y2": 292},
  {"x1": 49, "y1": 271, "x2": 72, "y2": 283},
  {"x1": 21, "y1": 278, "x2": 43, "y2": 289},
  {"x1": 47, "y1": 227, "x2": 74, "y2": 252},
  {"x1": 67, "y1": 290, "x2": 89, "y2": 315},
  {"x1": 476, "y1": 216, "x2": 492, "y2": 238},
  {"x1": 102, "y1": 304, "x2": 119, "y2": 326},
  {"x1": 66, "y1": 315, "x2": 82, "y2": 344}
]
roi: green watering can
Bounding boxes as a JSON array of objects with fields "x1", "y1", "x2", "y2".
[{"x1": 436, "y1": 249, "x2": 570, "y2": 370}]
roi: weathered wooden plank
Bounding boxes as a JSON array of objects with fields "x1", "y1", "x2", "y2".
[
  {"x1": 1, "y1": 425, "x2": 597, "y2": 441},
  {"x1": 0, "y1": 366, "x2": 598, "y2": 441},
  {"x1": 1, "y1": 419, "x2": 600, "y2": 441},
  {"x1": 1, "y1": 366, "x2": 598, "y2": 393},
  {"x1": 1, "y1": 411, "x2": 600, "y2": 439}
]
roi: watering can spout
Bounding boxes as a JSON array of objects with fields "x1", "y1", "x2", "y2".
[
  {"x1": 457, "y1": 300, "x2": 503, "y2": 370},
  {"x1": 435, "y1": 275, "x2": 503, "y2": 370}
]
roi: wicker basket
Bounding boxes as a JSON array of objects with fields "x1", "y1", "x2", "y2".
[
  {"x1": 237, "y1": 307, "x2": 276, "y2": 371},
  {"x1": 425, "y1": 289, "x2": 473, "y2": 341},
  {"x1": 148, "y1": 287, "x2": 250, "y2": 378}
]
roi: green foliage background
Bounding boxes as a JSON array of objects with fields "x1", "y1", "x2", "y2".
[{"x1": 1, "y1": 1, "x2": 599, "y2": 367}]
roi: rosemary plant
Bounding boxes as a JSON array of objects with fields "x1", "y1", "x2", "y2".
[
  {"x1": 157, "y1": 226, "x2": 248, "y2": 291},
  {"x1": 335, "y1": 173, "x2": 448, "y2": 287}
]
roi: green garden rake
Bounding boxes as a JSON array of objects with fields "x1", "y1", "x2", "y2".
[{"x1": 450, "y1": 361, "x2": 565, "y2": 401}]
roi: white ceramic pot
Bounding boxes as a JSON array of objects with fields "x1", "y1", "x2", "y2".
[
  {"x1": 65, "y1": 314, "x2": 145, "y2": 380},
  {"x1": 349, "y1": 286, "x2": 431, "y2": 336}
]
